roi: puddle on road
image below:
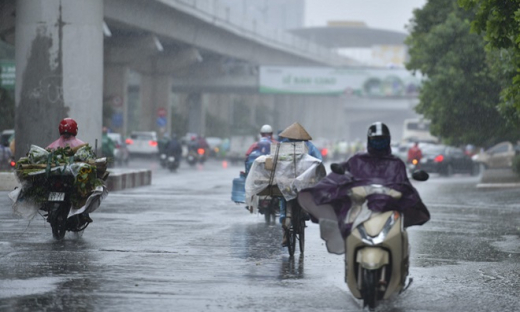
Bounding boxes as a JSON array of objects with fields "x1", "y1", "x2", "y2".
[{"x1": 0, "y1": 277, "x2": 63, "y2": 299}]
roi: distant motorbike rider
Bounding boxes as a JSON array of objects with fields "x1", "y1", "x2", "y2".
[
  {"x1": 277, "y1": 122, "x2": 322, "y2": 246},
  {"x1": 407, "y1": 142, "x2": 422, "y2": 164},
  {"x1": 244, "y1": 136, "x2": 273, "y2": 175},
  {"x1": 101, "y1": 127, "x2": 115, "y2": 160},
  {"x1": 188, "y1": 134, "x2": 209, "y2": 152},
  {"x1": 47, "y1": 118, "x2": 86, "y2": 150},
  {"x1": 245, "y1": 124, "x2": 278, "y2": 158},
  {"x1": 166, "y1": 134, "x2": 182, "y2": 160},
  {"x1": 158, "y1": 134, "x2": 171, "y2": 156}
]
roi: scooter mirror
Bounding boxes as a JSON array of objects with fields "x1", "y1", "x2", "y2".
[
  {"x1": 330, "y1": 163, "x2": 345, "y2": 175},
  {"x1": 411, "y1": 170, "x2": 429, "y2": 181}
]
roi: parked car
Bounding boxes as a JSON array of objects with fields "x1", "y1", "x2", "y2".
[
  {"x1": 126, "y1": 131, "x2": 158, "y2": 156},
  {"x1": 419, "y1": 144, "x2": 477, "y2": 176},
  {"x1": 472, "y1": 141, "x2": 520, "y2": 169},
  {"x1": 1, "y1": 129, "x2": 14, "y2": 148},
  {"x1": 107, "y1": 133, "x2": 130, "y2": 165}
]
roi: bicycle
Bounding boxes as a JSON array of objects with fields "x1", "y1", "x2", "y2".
[{"x1": 284, "y1": 199, "x2": 305, "y2": 257}]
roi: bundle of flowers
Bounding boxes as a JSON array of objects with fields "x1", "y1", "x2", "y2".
[{"x1": 15, "y1": 144, "x2": 108, "y2": 208}]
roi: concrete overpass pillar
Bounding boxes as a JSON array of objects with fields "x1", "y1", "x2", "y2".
[
  {"x1": 187, "y1": 93, "x2": 207, "y2": 136},
  {"x1": 140, "y1": 74, "x2": 172, "y2": 136},
  {"x1": 103, "y1": 64, "x2": 129, "y2": 135},
  {"x1": 14, "y1": 0, "x2": 103, "y2": 158}
]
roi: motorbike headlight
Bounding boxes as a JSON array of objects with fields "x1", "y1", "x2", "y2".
[
  {"x1": 358, "y1": 211, "x2": 400, "y2": 246},
  {"x1": 168, "y1": 156, "x2": 175, "y2": 161},
  {"x1": 160, "y1": 154, "x2": 166, "y2": 159}
]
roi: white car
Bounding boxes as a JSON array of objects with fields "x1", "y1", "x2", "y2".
[{"x1": 126, "y1": 131, "x2": 158, "y2": 155}]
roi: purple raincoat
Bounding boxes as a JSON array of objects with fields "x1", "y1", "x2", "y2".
[{"x1": 298, "y1": 147, "x2": 430, "y2": 239}]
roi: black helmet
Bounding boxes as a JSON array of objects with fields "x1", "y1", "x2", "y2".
[{"x1": 367, "y1": 122, "x2": 391, "y2": 152}]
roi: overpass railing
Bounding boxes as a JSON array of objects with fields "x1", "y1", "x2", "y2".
[{"x1": 158, "y1": 0, "x2": 351, "y2": 66}]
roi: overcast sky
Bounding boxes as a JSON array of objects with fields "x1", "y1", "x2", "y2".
[{"x1": 304, "y1": 0, "x2": 427, "y2": 33}]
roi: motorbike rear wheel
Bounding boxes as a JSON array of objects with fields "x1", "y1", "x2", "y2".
[
  {"x1": 361, "y1": 268, "x2": 378, "y2": 310},
  {"x1": 264, "y1": 208, "x2": 272, "y2": 224},
  {"x1": 49, "y1": 203, "x2": 68, "y2": 240},
  {"x1": 286, "y1": 227, "x2": 295, "y2": 257}
]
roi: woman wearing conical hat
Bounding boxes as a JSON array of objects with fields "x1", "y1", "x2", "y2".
[
  {"x1": 277, "y1": 122, "x2": 322, "y2": 247},
  {"x1": 278, "y1": 122, "x2": 322, "y2": 161}
]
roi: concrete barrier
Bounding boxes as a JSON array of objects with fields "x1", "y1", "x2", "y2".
[
  {"x1": 0, "y1": 172, "x2": 18, "y2": 192},
  {"x1": 477, "y1": 168, "x2": 520, "y2": 188},
  {"x1": 0, "y1": 169, "x2": 152, "y2": 192},
  {"x1": 106, "y1": 169, "x2": 152, "y2": 191}
]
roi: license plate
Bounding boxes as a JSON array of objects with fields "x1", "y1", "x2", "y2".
[{"x1": 48, "y1": 192, "x2": 65, "y2": 201}]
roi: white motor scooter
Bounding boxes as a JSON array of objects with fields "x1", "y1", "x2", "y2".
[{"x1": 298, "y1": 167, "x2": 428, "y2": 310}]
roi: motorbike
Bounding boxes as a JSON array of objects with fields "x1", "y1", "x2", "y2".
[
  {"x1": 186, "y1": 148, "x2": 206, "y2": 166},
  {"x1": 298, "y1": 164, "x2": 429, "y2": 310},
  {"x1": 40, "y1": 175, "x2": 91, "y2": 240},
  {"x1": 166, "y1": 154, "x2": 180, "y2": 172},
  {"x1": 407, "y1": 158, "x2": 420, "y2": 173},
  {"x1": 159, "y1": 153, "x2": 167, "y2": 168},
  {"x1": 257, "y1": 196, "x2": 279, "y2": 225}
]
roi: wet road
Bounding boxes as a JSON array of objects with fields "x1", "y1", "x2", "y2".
[{"x1": 0, "y1": 158, "x2": 519, "y2": 311}]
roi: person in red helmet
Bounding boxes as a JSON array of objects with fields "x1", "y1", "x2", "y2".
[{"x1": 47, "y1": 118, "x2": 86, "y2": 150}]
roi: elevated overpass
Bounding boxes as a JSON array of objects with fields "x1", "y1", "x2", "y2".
[{"x1": 5, "y1": 0, "x2": 357, "y2": 158}]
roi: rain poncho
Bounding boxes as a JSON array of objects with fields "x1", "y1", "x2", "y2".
[
  {"x1": 245, "y1": 142, "x2": 326, "y2": 210},
  {"x1": 47, "y1": 135, "x2": 86, "y2": 150},
  {"x1": 298, "y1": 151, "x2": 430, "y2": 240}
]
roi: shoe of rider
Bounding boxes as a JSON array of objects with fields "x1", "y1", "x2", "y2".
[{"x1": 281, "y1": 232, "x2": 288, "y2": 247}]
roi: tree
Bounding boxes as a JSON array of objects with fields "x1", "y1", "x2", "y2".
[
  {"x1": 405, "y1": 0, "x2": 517, "y2": 146},
  {"x1": 459, "y1": 0, "x2": 520, "y2": 125}
]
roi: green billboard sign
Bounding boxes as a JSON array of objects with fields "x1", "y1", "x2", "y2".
[{"x1": 0, "y1": 60, "x2": 15, "y2": 90}]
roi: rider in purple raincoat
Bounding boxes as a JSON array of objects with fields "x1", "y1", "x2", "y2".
[{"x1": 298, "y1": 122, "x2": 430, "y2": 239}]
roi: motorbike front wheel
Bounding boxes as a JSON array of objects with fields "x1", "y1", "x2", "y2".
[
  {"x1": 298, "y1": 218, "x2": 305, "y2": 253},
  {"x1": 361, "y1": 268, "x2": 378, "y2": 310}
]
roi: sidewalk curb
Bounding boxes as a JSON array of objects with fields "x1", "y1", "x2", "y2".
[
  {"x1": 476, "y1": 183, "x2": 520, "y2": 189},
  {"x1": 0, "y1": 170, "x2": 152, "y2": 192}
]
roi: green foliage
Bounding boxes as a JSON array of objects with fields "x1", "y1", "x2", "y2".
[
  {"x1": 459, "y1": 0, "x2": 520, "y2": 125},
  {"x1": 406, "y1": 0, "x2": 517, "y2": 146}
]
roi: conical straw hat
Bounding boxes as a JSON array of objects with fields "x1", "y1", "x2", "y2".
[{"x1": 278, "y1": 122, "x2": 312, "y2": 140}]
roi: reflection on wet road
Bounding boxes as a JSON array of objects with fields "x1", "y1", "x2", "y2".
[{"x1": 0, "y1": 160, "x2": 519, "y2": 311}]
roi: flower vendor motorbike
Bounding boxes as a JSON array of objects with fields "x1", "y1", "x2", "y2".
[
  {"x1": 298, "y1": 165, "x2": 429, "y2": 310},
  {"x1": 10, "y1": 144, "x2": 109, "y2": 240}
]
